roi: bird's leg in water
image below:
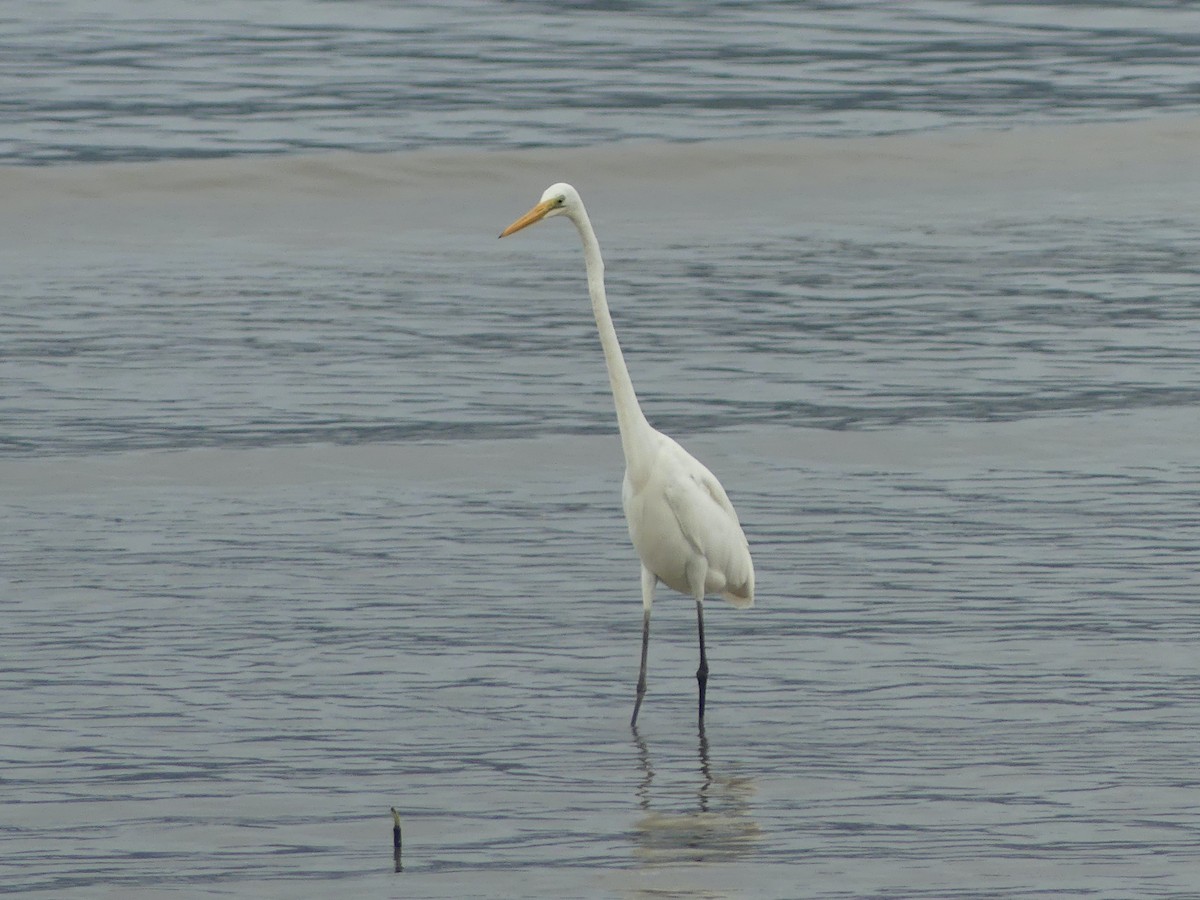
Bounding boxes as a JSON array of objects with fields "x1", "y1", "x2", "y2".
[
  {"x1": 632, "y1": 609, "x2": 650, "y2": 726},
  {"x1": 632, "y1": 566, "x2": 656, "y2": 728},
  {"x1": 696, "y1": 599, "x2": 709, "y2": 723},
  {"x1": 686, "y1": 557, "x2": 711, "y2": 723}
]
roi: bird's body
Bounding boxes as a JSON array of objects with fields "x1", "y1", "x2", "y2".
[
  {"x1": 500, "y1": 183, "x2": 753, "y2": 726},
  {"x1": 622, "y1": 431, "x2": 753, "y2": 608}
]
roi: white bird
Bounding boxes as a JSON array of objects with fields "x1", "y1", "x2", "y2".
[{"x1": 500, "y1": 183, "x2": 754, "y2": 727}]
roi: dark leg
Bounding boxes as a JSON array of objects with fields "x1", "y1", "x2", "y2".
[
  {"x1": 696, "y1": 599, "x2": 709, "y2": 723},
  {"x1": 631, "y1": 607, "x2": 650, "y2": 727},
  {"x1": 632, "y1": 565, "x2": 656, "y2": 728}
]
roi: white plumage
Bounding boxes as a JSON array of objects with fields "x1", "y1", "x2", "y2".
[{"x1": 500, "y1": 182, "x2": 754, "y2": 726}]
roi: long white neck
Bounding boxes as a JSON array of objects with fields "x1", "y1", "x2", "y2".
[{"x1": 569, "y1": 207, "x2": 652, "y2": 470}]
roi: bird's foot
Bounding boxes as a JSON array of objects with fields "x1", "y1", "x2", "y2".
[{"x1": 631, "y1": 679, "x2": 647, "y2": 727}]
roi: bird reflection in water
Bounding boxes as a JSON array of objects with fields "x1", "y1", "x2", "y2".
[{"x1": 631, "y1": 724, "x2": 759, "y2": 865}]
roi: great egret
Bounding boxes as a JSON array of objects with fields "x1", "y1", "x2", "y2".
[{"x1": 500, "y1": 183, "x2": 754, "y2": 726}]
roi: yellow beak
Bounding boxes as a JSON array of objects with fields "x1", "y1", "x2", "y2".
[{"x1": 499, "y1": 199, "x2": 555, "y2": 238}]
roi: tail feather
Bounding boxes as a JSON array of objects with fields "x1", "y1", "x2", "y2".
[{"x1": 722, "y1": 570, "x2": 755, "y2": 609}]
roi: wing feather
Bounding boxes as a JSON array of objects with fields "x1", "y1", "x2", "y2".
[{"x1": 660, "y1": 445, "x2": 754, "y2": 606}]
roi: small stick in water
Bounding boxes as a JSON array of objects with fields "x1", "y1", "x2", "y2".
[{"x1": 391, "y1": 806, "x2": 403, "y2": 872}]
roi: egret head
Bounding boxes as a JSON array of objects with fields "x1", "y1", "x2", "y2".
[{"x1": 499, "y1": 182, "x2": 580, "y2": 238}]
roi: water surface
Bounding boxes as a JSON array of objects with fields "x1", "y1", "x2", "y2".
[{"x1": 3, "y1": 2, "x2": 1200, "y2": 896}]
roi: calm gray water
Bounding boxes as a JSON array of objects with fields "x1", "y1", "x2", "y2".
[
  {"x1": 5, "y1": 0, "x2": 1200, "y2": 165},
  {"x1": 3, "y1": 2, "x2": 1200, "y2": 897}
]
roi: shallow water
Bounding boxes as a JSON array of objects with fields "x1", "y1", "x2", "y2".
[
  {"x1": 5, "y1": 0, "x2": 1200, "y2": 164},
  {"x1": 5, "y1": 119, "x2": 1200, "y2": 896},
  {"x1": 4, "y1": 2, "x2": 1200, "y2": 896}
]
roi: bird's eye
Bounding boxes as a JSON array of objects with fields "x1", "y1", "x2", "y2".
[{"x1": 555, "y1": 197, "x2": 565, "y2": 207}]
